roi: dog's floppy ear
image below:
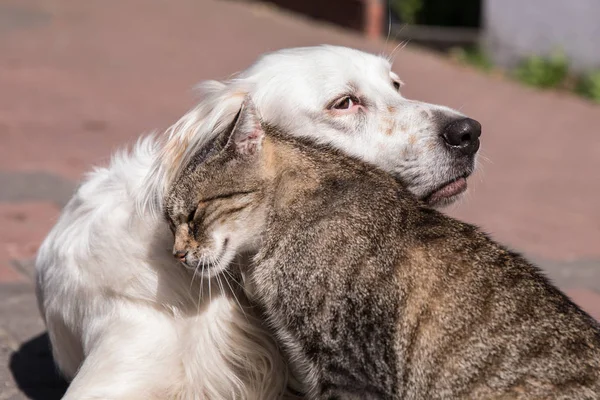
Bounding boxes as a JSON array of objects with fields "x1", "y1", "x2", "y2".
[{"x1": 224, "y1": 96, "x2": 265, "y2": 157}]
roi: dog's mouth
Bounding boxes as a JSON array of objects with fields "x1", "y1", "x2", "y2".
[{"x1": 423, "y1": 175, "x2": 469, "y2": 206}]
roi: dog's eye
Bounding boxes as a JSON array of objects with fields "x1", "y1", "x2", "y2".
[
  {"x1": 392, "y1": 81, "x2": 401, "y2": 91},
  {"x1": 332, "y1": 96, "x2": 359, "y2": 110}
]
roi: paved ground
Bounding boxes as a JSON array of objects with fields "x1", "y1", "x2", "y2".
[{"x1": 0, "y1": 0, "x2": 599, "y2": 398}]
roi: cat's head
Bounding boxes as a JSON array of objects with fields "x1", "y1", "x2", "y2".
[{"x1": 164, "y1": 98, "x2": 274, "y2": 277}]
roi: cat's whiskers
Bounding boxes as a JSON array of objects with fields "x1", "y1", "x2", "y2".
[
  {"x1": 223, "y1": 268, "x2": 249, "y2": 321},
  {"x1": 209, "y1": 253, "x2": 224, "y2": 298},
  {"x1": 189, "y1": 259, "x2": 201, "y2": 297},
  {"x1": 215, "y1": 263, "x2": 226, "y2": 296},
  {"x1": 207, "y1": 259, "x2": 212, "y2": 305},
  {"x1": 228, "y1": 259, "x2": 248, "y2": 290},
  {"x1": 198, "y1": 259, "x2": 206, "y2": 314},
  {"x1": 224, "y1": 268, "x2": 245, "y2": 291}
]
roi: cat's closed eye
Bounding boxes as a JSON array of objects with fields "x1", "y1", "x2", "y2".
[{"x1": 187, "y1": 206, "x2": 198, "y2": 223}]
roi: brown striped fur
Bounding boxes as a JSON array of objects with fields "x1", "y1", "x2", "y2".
[{"x1": 165, "y1": 100, "x2": 600, "y2": 399}]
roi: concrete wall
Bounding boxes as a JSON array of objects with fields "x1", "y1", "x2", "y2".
[{"x1": 484, "y1": 0, "x2": 600, "y2": 72}]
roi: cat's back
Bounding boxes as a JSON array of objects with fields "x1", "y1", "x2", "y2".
[
  {"x1": 263, "y1": 139, "x2": 600, "y2": 398},
  {"x1": 397, "y1": 206, "x2": 600, "y2": 399}
]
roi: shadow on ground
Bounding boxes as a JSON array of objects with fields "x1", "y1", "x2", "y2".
[{"x1": 9, "y1": 333, "x2": 68, "y2": 400}]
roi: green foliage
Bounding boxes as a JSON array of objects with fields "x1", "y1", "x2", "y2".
[
  {"x1": 390, "y1": 0, "x2": 423, "y2": 24},
  {"x1": 576, "y1": 70, "x2": 600, "y2": 103},
  {"x1": 449, "y1": 46, "x2": 493, "y2": 72},
  {"x1": 514, "y1": 52, "x2": 569, "y2": 89}
]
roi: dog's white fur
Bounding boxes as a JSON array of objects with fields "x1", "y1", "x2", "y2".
[{"x1": 36, "y1": 45, "x2": 471, "y2": 399}]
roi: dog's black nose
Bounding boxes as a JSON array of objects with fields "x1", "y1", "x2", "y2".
[
  {"x1": 173, "y1": 250, "x2": 188, "y2": 261},
  {"x1": 441, "y1": 118, "x2": 481, "y2": 156}
]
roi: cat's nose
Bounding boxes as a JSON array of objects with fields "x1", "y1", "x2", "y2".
[{"x1": 173, "y1": 250, "x2": 188, "y2": 262}]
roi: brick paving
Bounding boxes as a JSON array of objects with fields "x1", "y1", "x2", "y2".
[{"x1": 0, "y1": 0, "x2": 599, "y2": 398}]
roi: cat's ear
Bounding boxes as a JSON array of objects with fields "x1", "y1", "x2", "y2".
[{"x1": 225, "y1": 96, "x2": 265, "y2": 157}]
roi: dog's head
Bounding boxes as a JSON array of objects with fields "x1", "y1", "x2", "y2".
[
  {"x1": 244, "y1": 46, "x2": 480, "y2": 206},
  {"x1": 150, "y1": 45, "x2": 480, "y2": 214}
]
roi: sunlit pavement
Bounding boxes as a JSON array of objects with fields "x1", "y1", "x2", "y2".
[{"x1": 1, "y1": 1, "x2": 599, "y2": 397}]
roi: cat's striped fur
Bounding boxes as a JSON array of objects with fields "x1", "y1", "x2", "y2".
[{"x1": 166, "y1": 100, "x2": 600, "y2": 399}]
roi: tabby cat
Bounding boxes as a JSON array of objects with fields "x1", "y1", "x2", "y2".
[{"x1": 165, "y1": 99, "x2": 600, "y2": 399}]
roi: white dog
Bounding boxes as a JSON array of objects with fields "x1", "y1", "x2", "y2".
[{"x1": 36, "y1": 45, "x2": 481, "y2": 399}]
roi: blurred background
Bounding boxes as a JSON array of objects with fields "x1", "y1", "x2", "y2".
[{"x1": 0, "y1": 0, "x2": 598, "y2": 398}]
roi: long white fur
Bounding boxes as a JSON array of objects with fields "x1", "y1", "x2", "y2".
[{"x1": 36, "y1": 45, "x2": 467, "y2": 399}]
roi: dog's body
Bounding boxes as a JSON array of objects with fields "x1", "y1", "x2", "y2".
[
  {"x1": 167, "y1": 102, "x2": 600, "y2": 400},
  {"x1": 36, "y1": 45, "x2": 481, "y2": 399},
  {"x1": 36, "y1": 141, "x2": 288, "y2": 399}
]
